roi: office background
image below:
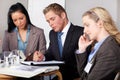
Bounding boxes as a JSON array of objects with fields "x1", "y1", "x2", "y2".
[{"x1": 0, "y1": 0, "x2": 120, "y2": 52}]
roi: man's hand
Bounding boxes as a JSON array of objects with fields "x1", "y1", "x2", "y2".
[{"x1": 33, "y1": 51, "x2": 44, "y2": 62}]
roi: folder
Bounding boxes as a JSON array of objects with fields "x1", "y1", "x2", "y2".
[{"x1": 21, "y1": 60, "x2": 64, "y2": 66}]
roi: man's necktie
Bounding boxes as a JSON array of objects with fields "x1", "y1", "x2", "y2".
[{"x1": 58, "y1": 32, "x2": 63, "y2": 57}]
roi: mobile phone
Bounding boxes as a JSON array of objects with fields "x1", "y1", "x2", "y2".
[{"x1": 85, "y1": 33, "x2": 90, "y2": 41}]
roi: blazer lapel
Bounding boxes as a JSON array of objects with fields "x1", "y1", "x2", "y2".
[
  {"x1": 88, "y1": 36, "x2": 113, "y2": 73},
  {"x1": 63, "y1": 24, "x2": 74, "y2": 53},
  {"x1": 10, "y1": 32, "x2": 18, "y2": 50},
  {"x1": 25, "y1": 26, "x2": 36, "y2": 56}
]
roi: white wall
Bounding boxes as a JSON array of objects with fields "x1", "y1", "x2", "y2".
[
  {"x1": 117, "y1": 0, "x2": 120, "y2": 30},
  {"x1": 0, "y1": 0, "x2": 28, "y2": 52},
  {"x1": 66, "y1": 0, "x2": 119, "y2": 30}
]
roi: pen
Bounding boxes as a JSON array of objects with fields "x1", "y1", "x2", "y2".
[
  {"x1": 25, "y1": 53, "x2": 33, "y2": 61},
  {"x1": 38, "y1": 50, "x2": 42, "y2": 58}
]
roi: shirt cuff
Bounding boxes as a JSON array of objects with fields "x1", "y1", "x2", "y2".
[
  {"x1": 75, "y1": 49, "x2": 83, "y2": 54},
  {"x1": 42, "y1": 56, "x2": 45, "y2": 61}
]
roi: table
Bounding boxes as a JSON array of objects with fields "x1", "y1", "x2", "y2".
[
  {"x1": 0, "y1": 61, "x2": 63, "y2": 80},
  {"x1": 0, "y1": 70, "x2": 62, "y2": 80},
  {"x1": 0, "y1": 74, "x2": 16, "y2": 80}
]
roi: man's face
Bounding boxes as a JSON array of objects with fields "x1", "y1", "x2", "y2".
[{"x1": 45, "y1": 10, "x2": 65, "y2": 32}]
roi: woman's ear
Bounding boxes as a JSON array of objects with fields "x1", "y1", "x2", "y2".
[{"x1": 97, "y1": 20, "x2": 103, "y2": 27}]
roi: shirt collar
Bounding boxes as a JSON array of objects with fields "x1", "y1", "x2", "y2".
[
  {"x1": 14, "y1": 25, "x2": 31, "y2": 32},
  {"x1": 61, "y1": 21, "x2": 71, "y2": 34},
  {"x1": 94, "y1": 35, "x2": 109, "y2": 50}
]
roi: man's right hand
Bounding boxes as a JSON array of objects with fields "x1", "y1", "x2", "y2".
[{"x1": 33, "y1": 51, "x2": 44, "y2": 62}]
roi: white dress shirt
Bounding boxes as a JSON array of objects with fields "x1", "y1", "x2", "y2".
[{"x1": 61, "y1": 21, "x2": 71, "y2": 47}]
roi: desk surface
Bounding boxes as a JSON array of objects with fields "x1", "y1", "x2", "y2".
[
  {"x1": 0, "y1": 70, "x2": 62, "y2": 80},
  {"x1": 0, "y1": 64, "x2": 59, "y2": 78}
]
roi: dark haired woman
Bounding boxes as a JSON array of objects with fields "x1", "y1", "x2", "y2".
[{"x1": 2, "y1": 2, "x2": 46, "y2": 62}]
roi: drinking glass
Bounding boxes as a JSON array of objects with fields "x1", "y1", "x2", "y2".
[
  {"x1": 11, "y1": 50, "x2": 20, "y2": 65},
  {"x1": 3, "y1": 51, "x2": 11, "y2": 67}
]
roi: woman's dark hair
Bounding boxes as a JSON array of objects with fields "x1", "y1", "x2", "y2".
[{"x1": 7, "y1": 2, "x2": 32, "y2": 32}]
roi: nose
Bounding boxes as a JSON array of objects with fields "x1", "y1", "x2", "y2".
[
  {"x1": 49, "y1": 21, "x2": 53, "y2": 27},
  {"x1": 83, "y1": 27, "x2": 86, "y2": 34},
  {"x1": 17, "y1": 20, "x2": 21, "y2": 25}
]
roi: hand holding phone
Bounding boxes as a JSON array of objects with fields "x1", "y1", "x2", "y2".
[
  {"x1": 78, "y1": 33, "x2": 93, "y2": 53},
  {"x1": 84, "y1": 33, "x2": 90, "y2": 41}
]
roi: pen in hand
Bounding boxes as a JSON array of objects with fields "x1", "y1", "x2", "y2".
[{"x1": 33, "y1": 50, "x2": 44, "y2": 62}]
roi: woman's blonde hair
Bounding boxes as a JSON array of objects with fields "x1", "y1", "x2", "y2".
[{"x1": 82, "y1": 7, "x2": 120, "y2": 44}]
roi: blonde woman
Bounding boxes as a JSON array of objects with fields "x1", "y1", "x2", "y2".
[{"x1": 76, "y1": 7, "x2": 120, "y2": 80}]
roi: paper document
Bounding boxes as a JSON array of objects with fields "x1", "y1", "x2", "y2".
[
  {"x1": 21, "y1": 60, "x2": 64, "y2": 66},
  {"x1": 0, "y1": 64, "x2": 59, "y2": 78},
  {"x1": 18, "y1": 50, "x2": 26, "y2": 61}
]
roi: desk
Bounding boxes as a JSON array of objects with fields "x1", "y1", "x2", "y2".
[
  {"x1": 0, "y1": 61, "x2": 63, "y2": 80},
  {"x1": 0, "y1": 74, "x2": 16, "y2": 80},
  {"x1": 0, "y1": 70, "x2": 62, "y2": 80}
]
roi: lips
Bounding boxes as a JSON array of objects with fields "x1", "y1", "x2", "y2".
[{"x1": 52, "y1": 26, "x2": 56, "y2": 30}]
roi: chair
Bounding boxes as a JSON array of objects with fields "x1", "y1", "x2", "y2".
[
  {"x1": 114, "y1": 72, "x2": 120, "y2": 80},
  {"x1": 39, "y1": 70, "x2": 62, "y2": 80}
]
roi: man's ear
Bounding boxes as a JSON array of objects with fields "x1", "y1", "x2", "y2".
[{"x1": 61, "y1": 12, "x2": 66, "y2": 19}]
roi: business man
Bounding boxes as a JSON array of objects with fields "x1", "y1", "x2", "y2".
[{"x1": 38, "y1": 3, "x2": 83, "y2": 80}]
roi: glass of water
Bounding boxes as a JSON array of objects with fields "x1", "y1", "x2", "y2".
[
  {"x1": 11, "y1": 50, "x2": 20, "y2": 65},
  {"x1": 3, "y1": 51, "x2": 11, "y2": 67}
]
